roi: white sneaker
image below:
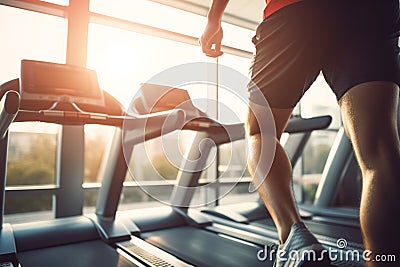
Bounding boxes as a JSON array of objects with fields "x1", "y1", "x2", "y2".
[{"x1": 274, "y1": 222, "x2": 330, "y2": 267}]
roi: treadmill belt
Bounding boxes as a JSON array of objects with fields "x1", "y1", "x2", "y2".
[
  {"x1": 250, "y1": 218, "x2": 363, "y2": 244},
  {"x1": 249, "y1": 218, "x2": 365, "y2": 266},
  {"x1": 18, "y1": 240, "x2": 137, "y2": 267},
  {"x1": 141, "y1": 226, "x2": 273, "y2": 267}
]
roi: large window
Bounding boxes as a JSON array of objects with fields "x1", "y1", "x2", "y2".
[
  {"x1": 1, "y1": 4, "x2": 67, "y2": 222},
  {"x1": 0, "y1": 5, "x2": 67, "y2": 82},
  {"x1": 85, "y1": 10, "x2": 254, "y2": 209}
]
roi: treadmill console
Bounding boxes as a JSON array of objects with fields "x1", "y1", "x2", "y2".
[{"x1": 20, "y1": 60, "x2": 104, "y2": 107}]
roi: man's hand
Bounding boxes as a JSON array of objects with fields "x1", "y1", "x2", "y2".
[
  {"x1": 199, "y1": 0, "x2": 229, "y2": 57},
  {"x1": 199, "y1": 21, "x2": 223, "y2": 57}
]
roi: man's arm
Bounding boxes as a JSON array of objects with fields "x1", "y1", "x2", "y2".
[{"x1": 199, "y1": 0, "x2": 229, "y2": 57}]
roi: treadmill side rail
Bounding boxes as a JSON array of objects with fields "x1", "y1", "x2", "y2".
[
  {"x1": 0, "y1": 224, "x2": 19, "y2": 267},
  {"x1": 86, "y1": 214, "x2": 131, "y2": 244}
]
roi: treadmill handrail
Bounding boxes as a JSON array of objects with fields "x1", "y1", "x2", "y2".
[
  {"x1": 285, "y1": 115, "x2": 332, "y2": 134},
  {"x1": 123, "y1": 109, "x2": 185, "y2": 146},
  {"x1": 170, "y1": 115, "x2": 332, "y2": 207},
  {"x1": 14, "y1": 107, "x2": 186, "y2": 128},
  {"x1": 0, "y1": 91, "x2": 20, "y2": 139},
  {"x1": 171, "y1": 115, "x2": 332, "y2": 149},
  {"x1": 181, "y1": 115, "x2": 332, "y2": 145}
]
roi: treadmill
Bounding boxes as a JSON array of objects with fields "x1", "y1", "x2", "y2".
[
  {"x1": 112, "y1": 85, "x2": 342, "y2": 267},
  {"x1": 0, "y1": 60, "x2": 191, "y2": 267}
]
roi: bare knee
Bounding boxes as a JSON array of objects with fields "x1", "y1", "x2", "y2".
[
  {"x1": 342, "y1": 112, "x2": 400, "y2": 175},
  {"x1": 361, "y1": 141, "x2": 399, "y2": 168},
  {"x1": 245, "y1": 104, "x2": 262, "y2": 137},
  {"x1": 339, "y1": 81, "x2": 400, "y2": 176},
  {"x1": 343, "y1": 116, "x2": 400, "y2": 174}
]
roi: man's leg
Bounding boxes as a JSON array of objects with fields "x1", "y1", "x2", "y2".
[
  {"x1": 339, "y1": 81, "x2": 400, "y2": 266},
  {"x1": 246, "y1": 105, "x2": 300, "y2": 243}
]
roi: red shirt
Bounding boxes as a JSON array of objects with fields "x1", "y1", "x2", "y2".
[{"x1": 264, "y1": 0, "x2": 302, "y2": 19}]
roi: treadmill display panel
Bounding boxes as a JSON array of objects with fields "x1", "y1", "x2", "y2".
[{"x1": 21, "y1": 60, "x2": 104, "y2": 106}]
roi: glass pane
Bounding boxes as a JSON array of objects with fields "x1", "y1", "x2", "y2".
[
  {"x1": 300, "y1": 75, "x2": 342, "y2": 129},
  {"x1": 217, "y1": 53, "x2": 252, "y2": 123},
  {"x1": 128, "y1": 141, "x2": 167, "y2": 182},
  {"x1": 221, "y1": 22, "x2": 255, "y2": 52},
  {"x1": 90, "y1": 0, "x2": 206, "y2": 40},
  {"x1": 40, "y1": 0, "x2": 69, "y2": 6},
  {"x1": 127, "y1": 131, "x2": 194, "y2": 182},
  {"x1": 7, "y1": 123, "x2": 60, "y2": 186},
  {"x1": 190, "y1": 187, "x2": 207, "y2": 207},
  {"x1": 0, "y1": 5, "x2": 67, "y2": 85},
  {"x1": 290, "y1": 75, "x2": 342, "y2": 204},
  {"x1": 219, "y1": 140, "x2": 249, "y2": 180},
  {"x1": 188, "y1": 184, "x2": 257, "y2": 207},
  {"x1": 294, "y1": 131, "x2": 337, "y2": 203},
  {"x1": 84, "y1": 125, "x2": 115, "y2": 183},
  {"x1": 118, "y1": 186, "x2": 163, "y2": 211},
  {"x1": 214, "y1": 55, "x2": 252, "y2": 206},
  {"x1": 90, "y1": 0, "x2": 253, "y2": 51},
  {"x1": 83, "y1": 189, "x2": 99, "y2": 214},
  {"x1": 87, "y1": 23, "x2": 208, "y2": 108},
  {"x1": 83, "y1": 125, "x2": 114, "y2": 215},
  {"x1": 126, "y1": 130, "x2": 214, "y2": 206},
  {"x1": 219, "y1": 183, "x2": 259, "y2": 205},
  {"x1": 302, "y1": 131, "x2": 337, "y2": 175},
  {"x1": 293, "y1": 130, "x2": 338, "y2": 204},
  {"x1": 4, "y1": 194, "x2": 53, "y2": 223}
]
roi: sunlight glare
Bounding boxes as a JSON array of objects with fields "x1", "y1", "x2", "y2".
[{"x1": 101, "y1": 43, "x2": 138, "y2": 78}]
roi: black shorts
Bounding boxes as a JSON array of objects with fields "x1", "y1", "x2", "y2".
[{"x1": 248, "y1": 0, "x2": 400, "y2": 108}]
